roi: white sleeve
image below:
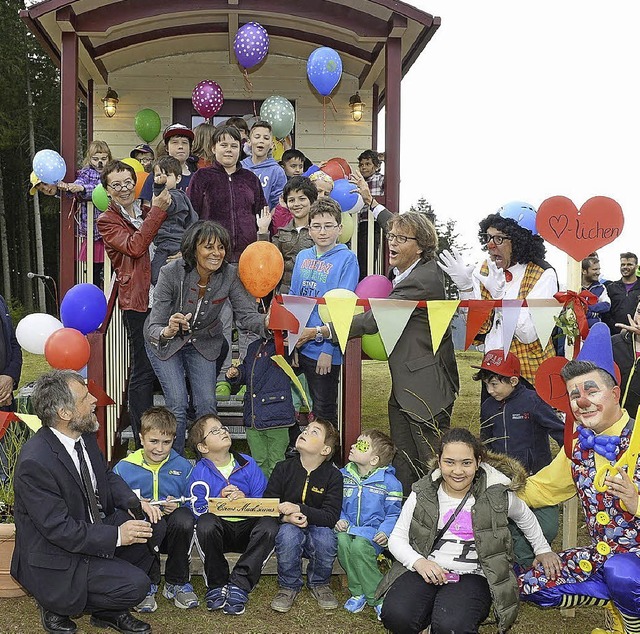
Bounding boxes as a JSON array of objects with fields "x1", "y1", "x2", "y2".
[
  {"x1": 388, "y1": 492, "x2": 425, "y2": 571},
  {"x1": 515, "y1": 267, "x2": 559, "y2": 344},
  {"x1": 507, "y1": 491, "x2": 552, "y2": 555}
]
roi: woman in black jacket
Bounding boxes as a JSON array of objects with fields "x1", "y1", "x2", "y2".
[{"x1": 612, "y1": 299, "x2": 640, "y2": 419}]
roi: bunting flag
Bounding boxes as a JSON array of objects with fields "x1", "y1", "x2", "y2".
[
  {"x1": 16, "y1": 414, "x2": 42, "y2": 433},
  {"x1": 0, "y1": 411, "x2": 42, "y2": 438},
  {"x1": 501, "y1": 299, "x2": 524, "y2": 355},
  {"x1": 464, "y1": 300, "x2": 495, "y2": 350},
  {"x1": 324, "y1": 296, "x2": 358, "y2": 353},
  {"x1": 529, "y1": 303, "x2": 563, "y2": 349},
  {"x1": 282, "y1": 296, "x2": 316, "y2": 350},
  {"x1": 271, "y1": 354, "x2": 310, "y2": 411},
  {"x1": 0, "y1": 411, "x2": 20, "y2": 440},
  {"x1": 369, "y1": 298, "x2": 418, "y2": 357},
  {"x1": 87, "y1": 379, "x2": 115, "y2": 407},
  {"x1": 426, "y1": 300, "x2": 460, "y2": 354}
]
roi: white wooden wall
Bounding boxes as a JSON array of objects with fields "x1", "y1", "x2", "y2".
[{"x1": 93, "y1": 51, "x2": 374, "y2": 168}]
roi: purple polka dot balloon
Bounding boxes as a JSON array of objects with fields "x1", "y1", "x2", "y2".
[
  {"x1": 234, "y1": 22, "x2": 270, "y2": 70},
  {"x1": 33, "y1": 149, "x2": 67, "y2": 185},
  {"x1": 192, "y1": 80, "x2": 224, "y2": 119}
]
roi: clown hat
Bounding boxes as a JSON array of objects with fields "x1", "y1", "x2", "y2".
[{"x1": 575, "y1": 322, "x2": 617, "y2": 382}]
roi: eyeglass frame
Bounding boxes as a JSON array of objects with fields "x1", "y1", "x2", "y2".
[
  {"x1": 309, "y1": 223, "x2": 341, "y2": 232},
  {"x1": 106, "y1": 179, "x2": 136, "y2": 193},
  {"x1": 386, "y1": 232, "x2": 418, "y2": 245},
  {"x1": 479, "y1": 232, "x2": 511, "y2": 246},
  {"x1": 202, "y1": 424, "x2": 228, "y2": 442}
]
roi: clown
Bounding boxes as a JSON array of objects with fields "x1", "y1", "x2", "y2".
[{"x1": 518, "y1": 323, "x2": 640, "y2": 634}]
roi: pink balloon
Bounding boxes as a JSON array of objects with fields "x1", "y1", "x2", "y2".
[
  {"x1": 355, "y1": 274, "x2": 393, "y2": 299},
  {"x1": 192, "y1": 80, "x2": 224, "y2": 119}
]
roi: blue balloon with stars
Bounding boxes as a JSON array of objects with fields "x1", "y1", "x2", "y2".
[
  {"x1": 33, "y1": 149, "x2": 67, "y2": 185},
  {"x1": 306, "y1": 47, "x2": 343, "y2": 96}
]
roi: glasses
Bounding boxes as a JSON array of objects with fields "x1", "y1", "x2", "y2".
[
  {"x1": 479, "y1": 233, "x2": 510, "y2": 246},
  {"x1": 309, "y1": 224, "x2": 340, "y2": 232},
  {"x1": 139, "y1": 157, "x2": 153, "y2": 165},
  {"x1": 107, "y1": 179, "x2": 136, "y2": 192},
  {"x1": 203, "y1": 425, "x2": 228, "y2": 441},
  {"x1": 386, "y1": 233, "x2": 418, "y2": 244}
]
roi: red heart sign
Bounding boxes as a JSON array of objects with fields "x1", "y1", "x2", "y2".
[{"x1": 536, "y1": 196, "x2": 624, "y2": 261}]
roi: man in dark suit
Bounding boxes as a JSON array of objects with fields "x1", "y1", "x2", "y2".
[
  {"x1": 11, "y1": 370, "x2": 165, "y2": 634},
  {"x1": 0, "y1": 293, "x2": 22, "y2": 412}
]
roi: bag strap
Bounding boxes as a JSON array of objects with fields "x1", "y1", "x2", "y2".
[{"x1": 433, "y1": 489, "x2": 472, "y2": 545}]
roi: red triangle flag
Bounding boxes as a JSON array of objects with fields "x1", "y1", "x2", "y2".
[
  {"x1": 464, "y1": 300, "x2": 496, "y2": 350},
  {"x1": 0, "y1": 411, "x2": 21, "y2": 441},
  {"x1": 87, "y1": 380, "x2": 115, "y2": 407},
  {"x1": 268, "y1": 301, "x2": 300, "y2": 334}
]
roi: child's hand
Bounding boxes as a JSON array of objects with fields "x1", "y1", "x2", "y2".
[
  {"x1": 220, "y1": 484, "x2": 245, "y2": 501},
  {"x1": 161, "y1": 495, "x2": 179, "y2": 515},
  {"x1": 226, "y1": 366, "x2": 239, "y2": 380},
  {"x1": 278, "y1": 502, "x2": 301, "y2": 516},
  {"x1": 335, "y1": 519, "x2": 349, "y2": 532},
  {"x1": 256, "y1": 206, "x2": 273, "y2": 234},
  {"x1": 532, "y1": 551, "x2": 562, "y2": 581},
  {"x1": 315, "y1": 352, "x2": 332, "y2": 376},
  {"x1": 288, "y1": 512, "x2": 308, "y2": 528},
  {"x1": 373, "y1": 531, "x2": 388, "y2": 546}
]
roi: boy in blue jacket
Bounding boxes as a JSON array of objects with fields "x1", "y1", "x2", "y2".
[
  {"x1": 336, "y1": 430, "x2": 402, "y2": 619},
  {"x1": 187, "y1": 414, "x2": 279, "y2": 616},
  {"x1": 113, "y1": 407, "x2": 197, "y2": 612},
  {"x1": 289, "y1": 197, "x2": 359, "y2": 426},
  {"x1": 472, "y1": 349, "x2": 564, "y2": 565}
]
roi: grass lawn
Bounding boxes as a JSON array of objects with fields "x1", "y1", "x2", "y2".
[{"x1": 1, "y1": 352, "x2": 600, "y2": 632}]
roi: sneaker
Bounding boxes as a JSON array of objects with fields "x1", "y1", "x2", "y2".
[
  {"x1": 235, "y1": 385, "x2": 247, "y2": 400},
  {"x1": 216, "y1": 381, "x2": 232, "y2": 400},
  {"x1": 374, "y1": 603, "x2": 383, "y2": 621},
  {"x1": 344, "y1": 595, "x2": 367, "y2": 613},
  {"x1": 163, "y1": 582, "x2": 199, "y2": 609},
  {"x1": 134, "y1": 583, "x2": 158, "y2": 613},
  {"x1": 270, "y1": 587, "x2": 299, "y2": 613},
  {"x1": 222, "y1": 584, "x2": 248, "y2": 615},
  {"x1": 310, "y1": 585, "x2": 338, "y2": 610},
  {"x1": 205, "y1": 585, "x2": 227, "y2": 611}
]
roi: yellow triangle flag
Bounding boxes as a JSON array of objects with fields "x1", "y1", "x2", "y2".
[
  {"x1": 17, "y1": 413, "x2": 42, "y2": 433},
  {"x1": 324, "y1": 296, "x2": 358, "y2": 353},
  {"x1": 426, "y1": 300, "x2": 460, "y2": 353},
  {"x1": 369, "y1": 298, "x2": 418, "y2": 356},
  {"x1": 271, "y1": 355, "x2": 310, "y2": 411}
]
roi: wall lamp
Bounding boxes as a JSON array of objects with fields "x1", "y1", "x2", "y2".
[
  {"x1": 349, "y1": 93, "x2": 365, "y2": 122},
  {"x1": 102, "y1": 87, "x2": 119, "y2": 118}
]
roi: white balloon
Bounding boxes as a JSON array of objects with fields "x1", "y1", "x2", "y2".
[
  {"x1": 345, "y1": 193, "x2": 365, "y2": 215},
  {"x1": 16, "y1": 313, "x2": 63, "y2": 355}
]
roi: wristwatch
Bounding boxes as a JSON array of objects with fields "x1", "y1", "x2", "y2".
[{"x1": 315, "y1": 326, "x2": 324, "y2": 343}]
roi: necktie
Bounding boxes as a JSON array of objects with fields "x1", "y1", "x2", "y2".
[{"x1": 74, "y1": 440, "x2": 102, "y2": 524}]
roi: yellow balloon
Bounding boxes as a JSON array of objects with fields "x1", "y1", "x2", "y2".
[
  {"x1": 273, "y1": 139, "x2": 284, "y2": 161},
  {"x1": 338, "y1": 212, "x2": 354, "y2": 244},
  {"x1": 121, "y1": 157, "x2": 144, "y2": 173},
  {"x1": 318, "y1": 288, "x2": 359, "y2": 323}
]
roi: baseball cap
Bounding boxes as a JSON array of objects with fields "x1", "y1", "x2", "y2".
[
  {"x1": 130, "y1": 144, "x2": 154, "y2": 158},
  {"x1": 29, "y1": 171, "x2": 42, "y2": 196},
  {"x1": 163, "y1": 123, "x2": 194, "y2": 143},
  {"x1": 471, "y1": 349, "x2": 521, "y2": 378}
]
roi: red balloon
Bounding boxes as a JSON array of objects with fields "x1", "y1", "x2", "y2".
[
  {"x1": 44, "y1": 328, "x2": 91, "y2": 370},
  {"x1": 238, "y1": 242, "x2": 284, "y2": 298},
  {"x1": 322, "y1": 158, "x2": 350, "y2": 181},
  {"x1": 328, "y1": 157, "x2": 351, "y2": 177}
]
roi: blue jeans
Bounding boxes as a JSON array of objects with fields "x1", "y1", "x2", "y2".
[
  {"x1": 145, "y1": 341, "x2": 218, "y2": 454},
  {"x1": 275, "y1": 523, "x2": 337, "y2": 591}
]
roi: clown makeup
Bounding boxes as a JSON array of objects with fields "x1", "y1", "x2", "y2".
[
  {"x1": 348, "y1": 434, "x2": 379, "y2": 476},
  {"x1": 566, "y1": 370, "x2": 621, "y2": 434},
  {"x1": 90, "y1": 152, "x2": 110, "y2": 173}
]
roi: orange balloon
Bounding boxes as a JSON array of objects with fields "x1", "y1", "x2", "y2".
[
  {"x1": 238, "y1": 242, "x2": 284, "y2": 298},
  {"x1": 329, "y1": 157, "x2": 351, "y2": 177},
  {"x1": 44, "y1": 327, "x2": 91, "y2": 370},
  {"x1": 322, "y1": 158, "x2": 350, "y2": 181},
  {"x1": 134, "y1": 171, "x2": 149, "y2": 199}
]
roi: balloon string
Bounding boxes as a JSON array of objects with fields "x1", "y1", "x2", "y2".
[
  {"x1": 243, "y1": 69, "x2": 254, "y2": 94},
  {"x1": 323, "y1": 98, "x2": 326, "y2": 146},
  {"x1": 253, "y1": 100, "x2": 257, "y2": 117},
  {"x1": 327, "y1": 96, "x2": 338, "y2": 114}
]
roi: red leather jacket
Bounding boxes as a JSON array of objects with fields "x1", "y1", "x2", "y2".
[{"x1": 97, "y1": 202, "x2": 167, "y2": 312}]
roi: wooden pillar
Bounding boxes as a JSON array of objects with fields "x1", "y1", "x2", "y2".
[
  {"x1": 384, "y1": 37, "x2": 401, "y2": 214},
  {"x1": 59, "y1": 31, "x2": 78, "y2": 296},
  {"x1": 342, "y1": 338, "x2": 362, "y2": 463},
  {"x1": 87, "y1": 79, "x2": 94, "y2": 143},
  {"x1": 371, "y1": 84, "x2": 379, "y2": 152}
]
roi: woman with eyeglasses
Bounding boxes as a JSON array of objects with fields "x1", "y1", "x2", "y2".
[
  {"x1": 298, "y1": 172, "x2": 459, "y2": 496},
  {"x1": 439, "y1": 202, "x2": 558, "y2": 386},
  {"x1": 97, "y1": 160, "x2": 172, "y2": 448}
]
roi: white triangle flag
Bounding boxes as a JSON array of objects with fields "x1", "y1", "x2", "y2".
[
  {"x1": 282, "y1": 296, "x2": 317, "y2": 351},
  {"x1": 501, "y1": 300, "x2": 523, "y2": 355},
  {"x1": 369, "y1": 298, "x2": 418, "y2": 357},
  {"x1": 530, "y1": 305, "x2": 563, "y2": 349}
]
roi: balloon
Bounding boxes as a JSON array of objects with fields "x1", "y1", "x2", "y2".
[
  {"x1": 318, "y1": 288, "x2": 358, "y2": 323},
  {"x1": 345, "y1": 193, "x2": 365, "y2": 215},
  {"x1": 306, "y1": 47, "x2": 343, "y2": 96},
  {"x1": 33, "y1": 149, "x2": 67, "y2": 185},
  {"x1": 338, "y1": 212, "x2": 354, "y2": 244},
  {"x1": 238, "y1": 242, "x2": 284, "y2": 298},
  {"x1": 329, "y1": 178, "x2": 359, "y2": 212},
  {"x1": 260, "y1": 96, "x2": 295, "y2": 139},
  {"x1": 234, "y1": 22, "x2": 269, "y2": 69},
  {"x1": 134, "y1": 109, "x2": 161, "y2": 143},
  {"x1": 44, "y1": 328, "x2": 91, "y2": 371},
  {"x1": 15, "y1": 313, "x2": 63, "y2": 355},
  {"x1": 134, "y1": 171, "x2": 149, "y2": 199},
  {"x1": 303, "y1": 165, "x2": 320, "y2": 178},
  {"x1": 362, "y1": 332, "x2": 388, "y2": 361},
  {"x1": 320, "y1": 160, "x2": 348, "y2": 182},
  {"x1": 60, "y1": 283, "x2": 108, "y2": 334},
  {"x1": 192, "y1": 80, "x2": 224, "y2": 119},
  {"x1": 121, "y1": 157, "x2": 144, "y2": 173},
  {"x1": 91, "y1": 184, "x2": 109, "y2": 212},
  {"x1": 355, "y1": 274, "x2": 393, "y2": 299}
]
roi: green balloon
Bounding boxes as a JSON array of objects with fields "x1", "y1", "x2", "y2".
[
  {"x1": 362, "y1": 332, "x2": 387, "y2": 361},
  {"x1": 260, "y1": 96, "x2": 295, "y2": 139},
  {"x1": 91, "y1": 184, "x2": 109, "y2": 211},
  {"x1": 134, "y1": 108, "x2": 162, "y2": 143}
]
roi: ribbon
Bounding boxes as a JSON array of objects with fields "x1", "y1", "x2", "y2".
[
  {"x1": 553, "y1": 289, "x2": 597, "y2": 352},
  {"x1": 242, "y1": 68, "x2": 254, "y2": 94}
]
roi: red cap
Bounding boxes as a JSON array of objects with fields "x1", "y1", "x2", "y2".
[
  {"x1": 163, "y1": 123, "x2": 194, "y2": 143},
  {"x1": 471, "y1": 349, "x2": 521, "y2": 378}
]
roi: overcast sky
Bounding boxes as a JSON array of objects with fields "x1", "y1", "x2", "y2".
[{"x1": 391, "y1": 0, "x2": 640, "y2": 286}]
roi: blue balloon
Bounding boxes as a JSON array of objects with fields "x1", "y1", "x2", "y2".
[
  {"x1": 60, "y1": 283, "x2": 108, "y2": 335},
  {"x1": 303, "y1": 165, "x2": 320, "y2": 178},
  {"x1": 306, "y1": 47, "x2": 343, "y2": 96},
  {"x1": 234, "y1": 22, "x2": 269, "y2": 69},
  {"x1": 33, "y1": 149, "x2": 67, "y2": 185},
  {"x1": 329, "y1": 178, "x2": 358, "y2": 212}
]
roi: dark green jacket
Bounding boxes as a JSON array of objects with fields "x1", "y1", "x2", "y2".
[{"x1": 377, "y1": 455, "x2": 527, "y2": 632}]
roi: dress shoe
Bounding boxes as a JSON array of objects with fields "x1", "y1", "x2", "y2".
[
  {"x1": 38, "y1": 605, "x2": 77, "y2": 633},
  {"x1": 89, "y1": 611, "x2": 151, "y2": 633}
]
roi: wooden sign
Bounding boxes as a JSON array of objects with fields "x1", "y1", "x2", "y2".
[
  {"x1": 537, "y1": 196, "x2": 624, "y2": 261},
  {"x1": 207, "y1": 497, "x2": 280, "y2": 517}
]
